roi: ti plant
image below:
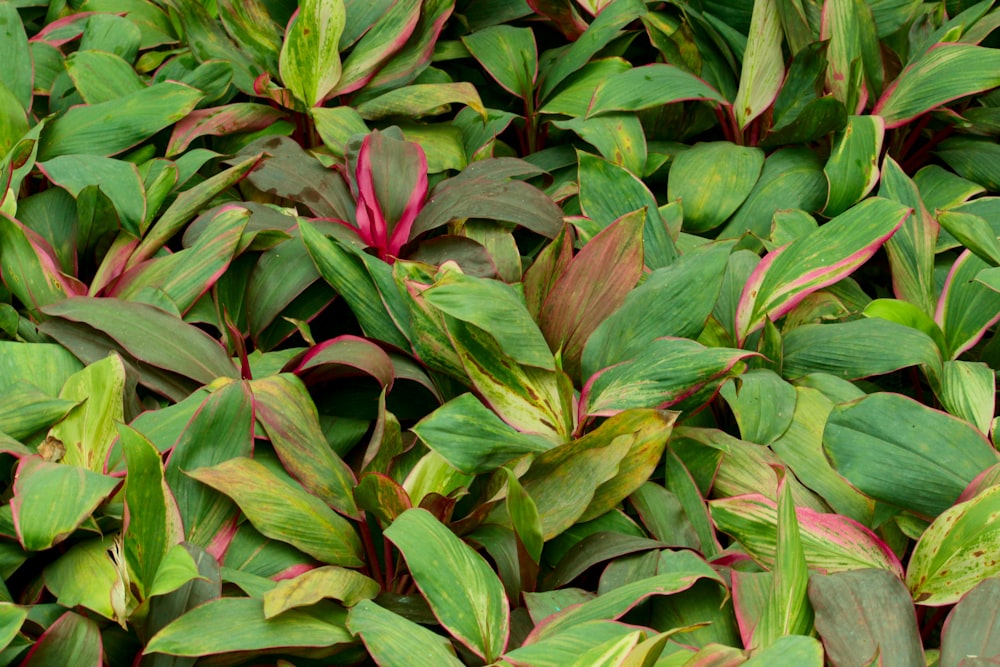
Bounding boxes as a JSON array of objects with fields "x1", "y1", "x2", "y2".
[{"x1": 0, "y1": 0, "x2": 999, "y2": 665}]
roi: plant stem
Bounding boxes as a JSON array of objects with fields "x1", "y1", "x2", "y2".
[{"x1": 358, "y1": 517, "x2": 384, "y2": 587}]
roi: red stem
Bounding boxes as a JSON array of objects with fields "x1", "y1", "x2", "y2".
[{"x1": 358, "y1": 518, "x2": 384, "y2": 586}]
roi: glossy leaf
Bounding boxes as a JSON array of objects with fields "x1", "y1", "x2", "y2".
[
  {"x1": 163, "y1": 380, "x2": 254, "y2": 550},
  {"x1": 21, "y1": 611, "x2": 102, "y2": 667},
  {"x1": 188, "y1": 457, "x2": 363, "y2": 567},
  {"x1": 11, "y1": 457, "x2": 120, "y2": 551},
  {"x1": 145, "y1": 597, "x2": 351, "y2": 656},
  {"x1": 413, "y1": 393, "x2": 553, "y2": 474},
  {"x1": 0, "y1": 212, "x2": 82, "y2": 319},
  {"x1": 824, "y1": 392, "x2": 999, "y2": 517},
  {"x1": 782, "y1": 318, "x2": 942, "y2": 380},
  {"x1": 356, "y1": 82, "x2": 485, "y2": 120},
  {"x1": 463, "y1": 25, "x2": 538, "y2": 101},
  {"x1": 823, "y1": 115, "x2": 884, "y2": 217},
  {"x1": 710, "y1": 493, "x2": 904, "y2": 576},
  {"x1": 348, "y1": 599, "x2": 464, "y2": 667},
  {"x1": 582, "y1": 337, "x2": 755, "y2": 417},
  {"x1": 44, "y1": 536, "x2": 121, "y2": 621},
  {"x1": 873, "y1": 43, "x2": 1000, "y2": 128},
  {"x1": 720, "y1": 369, "x2": 796, "y2": 445},
  {"x1": 120, "y1": 424, "x2": 183, "y2": 597},
  {"x1": 385, "y1": 509, "x2": 509, "y2": 662},
  {"x1": 734, "y1": 197, "x2": 909, "y2": 340},
  {"x1": 734, "y1": 0, "x2": 784, "y2": 129},
  {"x1": 937, "y1": 360, "x2": 995, "y2": 435},
  {"x1": 263, "y1": 566, "x2": 379, "y2": 618},
  {"x1": 38, "y1": 82, "x2": 202, "y2": 160},
  {"x1": 167, "y1": 103, "x2": 286, "y2": 157},
  {"x1": 587, "y1": 64, "x2": 727, "y2": 117},
  {"x1": 279, "y1": 0, "x2": 346, "y2": 107},
  {"x1": 907, "y1": 484, "x2": 1000, "y2": 605},
  {"x1": 880, "y1": 157, "x2": 938, "y2": 315},
  {"x1": 252, "y1": 374, "x2": 360, "y2": 518},
  {"x1": 670, "y1": 142, "x2": 764, "y2": 233}
]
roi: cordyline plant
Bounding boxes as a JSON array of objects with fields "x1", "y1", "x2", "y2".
[{"x1": 1, "y1": 0, "x2": 1000, "y2": 664}]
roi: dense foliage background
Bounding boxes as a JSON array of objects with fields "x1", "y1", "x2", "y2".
[{"x1": 1, "y1": 0, "x2": 1000, "y2": 664}]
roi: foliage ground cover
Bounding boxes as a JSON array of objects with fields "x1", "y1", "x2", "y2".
[{"x1": 2, "y1": 0, "x2": 1000, "y2": 663}]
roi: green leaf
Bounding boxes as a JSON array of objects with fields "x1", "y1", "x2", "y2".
[
  {"x1": 879, "y1": 157, "x2": 938, "y2": 315},
  {"x1": 11, "y1": 457, "x2": 120, "y2": 551},
  {"x1": 300, "y1": 220, "x2": 411, "y2": 350},
  {"x1": 907, "y1": 484, "x2": 1000, "y2": 605},
  {"x1": 582, "y1": 337, "x2": 754, "y2": 417},
  {"x1": 356, "y1": 82, "x2": 486, "y2": 120},
  {"x1": 263, "y1": 566, "x2": 379, "y2": 618},
  {"x1": 65, "y1": 50, "x2": 146, "y2": 104},
  {"x1": 822, "y1": 115, "x2": 884, "y2": 217},
  {"x1": 873, "y1": 43, "x2": 1000, "y2": 128},
  {"x1": 711, "y1": 492, "x2": 904, "y2": 576},
  {"x1": 412, "y1": 393, "x2": 553, "y2": 474},
  {"x1": 538, "y1": 0, "x2": 646, "y2": 100},
  {"x1": 333, "y1": 0, "x2": 421, "y2": 95},
  {"x1": 252, "y1": 374, "x2": 359, "y2": 517},
  {"x1": 668, "y1": 142, "x2": 764, "y2": 232},
  {"x1": 734, "y1": 0, "x2": 784, "y2": 129},
  {"x1": 720, "y1": 369, "x2": 796, "y2": 445},
  {"x1": 43, "y1": 536, "x2": 120, "y2": 620},
  {"x1": 361, "y1": 0, "x2": 455, "y2": 93},
  {"x1": 188, "y1": 457, "x2": 363, "y2": 567},
  {"x1": 0, "y1": 3, "x2": 31, "y2": 112},
  {"x1": 782, "y1": 318, "x2": 942, "y2": 381},
  {"x1": 735, "y1": 197, "x2": 909, "y2": 340},
  {"x1": 519, "y1": 410, "x2": 674, "y2": 539},
  {"x1": 463, "y1": 25, "x2": 537, "y2": 101},
  {"x1": 771, "y1": 386, "x2": 873, "y2": 525},
  {"x1": 38, "y1": 82, "x2": 202, "y2": 160},
  {"x1": 530, "y1": 549, "x2": 722, "y2": 640},
  {"x1": 822, "y1": 0, "x2": 882, "y2": 110},
  {"x1": 0, "y1": 386, "x2": 77, "y2": 442},
  {"x1": 0, "y1": 212, "x2": 81, "y2": 319},
  {"x1": 720, "y1": 148, "x2": 828, "y2": 243},
  {"x1": 49, "y1": 354, "x2": 126, "y2": 472},
  {"x1": 164, "y1": 380, "x2": 254, "y2": 548},
  {"x1": 347, "y1": 600, "x2": 464, "y2": 666},
  {"x1": 824, "y1": 392, "x2": 999, "y2": 517},
  {"x1": 576, "y1": 151, "x2": 676, "y2": 266},
  {"x1": 120, "y1": 425, "x2": 183, "y2": 598},
  {"x1": 938, "y1": 210, "x2": 1000, "y2": 267},
  {"x1": 586, "y1": 63, "x2": 727, "y2": 117},
  {"x1": 145, "y1": 597, "x2": 351, "y2": 657},
  {"x1": 0, "y1": 603, "x2": 26, "y2": 653},
  {"x1": 742, "y1": 634, "x2": 823, "y2": 666},
  {"x1": 39, "y1": 155, "x2": 146, "y2": 234},
  {"x1": 936, "y1": 360, "x2": 995, "y2": 435},
  {"x1": 218, "y1": 0, "x2": 282, "y2": 75},
  {"x1": 809, "y1": 569, "x2": 924, "y2": 667},
  {"x1": 22, "y1": 611, "x2": 102, "y2": 667},
  {"x1": 385, "y1": 508, "x2": 509, "y2": 662},
  {"x1": 147, "y1": 542, "x2": 202, "y2": 597},
  {"x1": 938, "y1": 250, "x2": 1000, "y2": 359},
  {"x1": 445, "y1": 317, "x2": 571, "y2": 440},
  {"x1": 424, "y1": 270, "x2": 554, "y2": 370},
  {"x1": 279, "y1": 0, "x2": 346, "y2": 107},
  {"x1": 753, "y1": 476, "x2": 812, "y2": 649},
  {"x1": 936, "y1": 135, "x2": 1000, "y2": 192},
  {"x1": 583, "y1": 241, "x2": 731, "y2": 376}
]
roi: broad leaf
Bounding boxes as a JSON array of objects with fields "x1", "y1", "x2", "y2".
[
  {"x1": 463, "y1": 25, "x2": 538, "y2": 101},
  {"x1": 188, "y1": 457, "x2": 363, "y2": 567},
  {"x1": 385, "y1": 509, "x2": 509, "y2": 662},
  {"x1": 145, "y1": 597, "x2": 351, "y2": 657},
  {"x1": 940, "y1": 577, "x2": 1000, "y2": 665},
  {"x1": 279, "y1": 0, "x2": 346, "y2": 107},
  {"x1": 824, "y1": 392, "x2": 999, "y2": 517},
  {"x1": 907, "y1": 484, "x2": 1000, "y2": 605},
  {"x1": 348, "y1": 600, "x2": 464, "y2": 666},
  {"x1": 669, "y1": 142, "x2": 764, "y2": 233}
]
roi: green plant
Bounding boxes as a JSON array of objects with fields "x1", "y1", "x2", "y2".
[{"x1": 0, "y1": 0, "x2": 999, "y2": 664}]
